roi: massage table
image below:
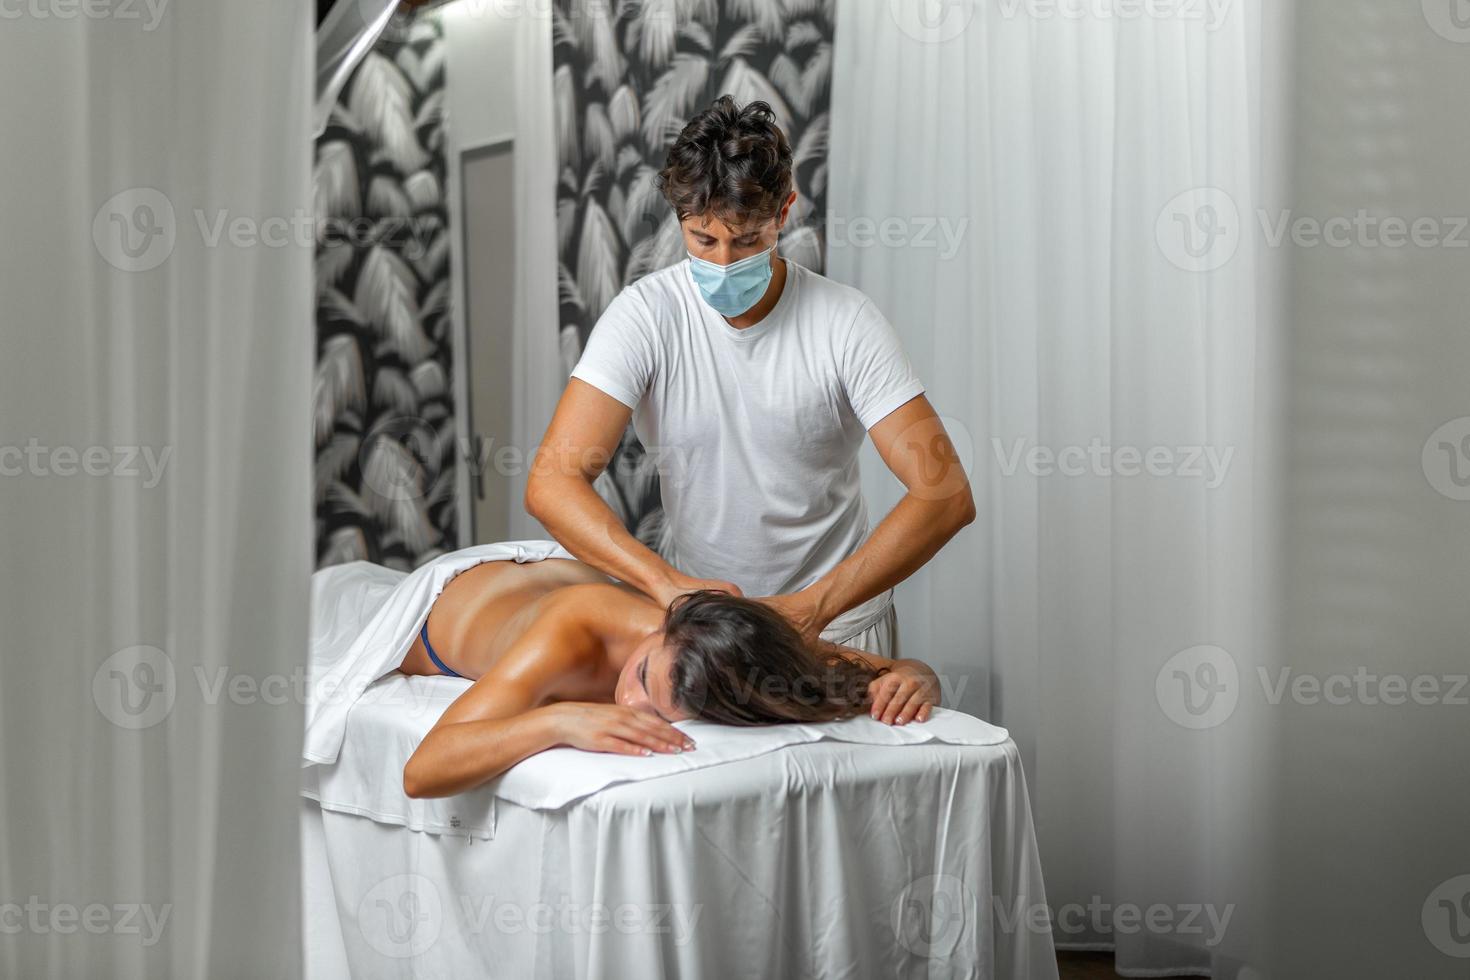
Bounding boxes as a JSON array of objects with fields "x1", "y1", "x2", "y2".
[{"x1": 300, "y1": 546, "x2": 1059, "y2": 979}]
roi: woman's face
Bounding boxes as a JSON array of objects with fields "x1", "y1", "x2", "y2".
[{"x1": 613, "y1": 631, "x2": 691, "y2": 723}]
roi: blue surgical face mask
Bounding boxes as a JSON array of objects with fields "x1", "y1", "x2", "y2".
[{"x1": 687, "y1": 244, "x2": 776, "y2": 318}]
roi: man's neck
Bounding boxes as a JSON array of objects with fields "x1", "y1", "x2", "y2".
[{"x1": 725, "y1": 252, "x2": 786, "y2": 329}]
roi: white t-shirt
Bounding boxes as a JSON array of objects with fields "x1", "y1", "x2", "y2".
[{"x1": 570, "y1": 256, "x2": 925, "y2": 624}]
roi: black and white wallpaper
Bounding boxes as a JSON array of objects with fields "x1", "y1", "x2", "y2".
[
  {"x1": 312, "y1": 12, "x2": 455, "y2": 571},
  {"x1": 552, "y1": 0, "x2": 836, "y2": 548}
]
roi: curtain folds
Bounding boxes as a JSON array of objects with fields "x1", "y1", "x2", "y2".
[
  {"x1": 0, "y1": 7, "x2": 314, "y2": 978},
  {"x1": 829, "y1": 2, "x2": 1281, "y2": 974}
]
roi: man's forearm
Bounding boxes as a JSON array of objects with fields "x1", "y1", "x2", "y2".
[
  {"x1": 525, "y1": 472, "x2": 675, "y2": 599},
  {"x1": 806, "y1": 489, "x2": 975, "y2": 628}
]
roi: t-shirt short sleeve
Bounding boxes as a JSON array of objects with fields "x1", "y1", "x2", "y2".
[
  {"x1": 569, "y1": 289, "x2": 657, "y2": 410},
  {"x1": 839, "y1": 299, "x2": 926, "y2": 430}
]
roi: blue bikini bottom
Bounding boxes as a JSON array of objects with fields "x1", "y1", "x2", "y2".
[{"x1": 419, "y1": 620, "x2": 462, "y2": 679}]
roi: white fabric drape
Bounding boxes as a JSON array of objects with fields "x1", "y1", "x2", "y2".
[
  {"x1": 830, "y1": 2, "x2": 1281, "y2": 974},
  {"x1": 0, "y1": 7, "x2": 313, "y2": 979}
]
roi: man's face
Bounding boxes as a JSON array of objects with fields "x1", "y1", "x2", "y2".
[
  {"x1": 680, "y1": 192, "x2": 797, "y2": 265},
  {"x1": 613, "y1": 631, "x2": 691, "y2": 723}
]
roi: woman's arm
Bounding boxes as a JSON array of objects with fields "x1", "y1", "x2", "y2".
[
  {"x1": 403, "y1": 604, "x2": 688, "y2": 799},
  {"x1": 402, "y1": 684, "x2": 558, "y2": 799},
  {"x1": 813, "y1": 638, "x2": 943, "y2": 725}
]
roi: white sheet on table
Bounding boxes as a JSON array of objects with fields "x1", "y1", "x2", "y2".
[
  {"x1": 303, "y1": 733, "x2": 1060, "y2": 980},
  {"x1": 303, "y1": 547, "x2": 1010, "y2": 830},
  {"x1": 304, "y1": 667, "x2": 1010, "y2": 836}
]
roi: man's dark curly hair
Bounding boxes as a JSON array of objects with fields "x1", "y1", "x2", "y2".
[{"x1": 656, "y1": 95, "x2": 794, "y2": 229}]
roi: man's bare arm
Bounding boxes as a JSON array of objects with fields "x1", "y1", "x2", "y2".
[
  {"x1": 525, "y1": 379, "x2": 741, "y2": 606},
  {"x1": 761, "y1": 395, "x2": 976, "y2": 642}
]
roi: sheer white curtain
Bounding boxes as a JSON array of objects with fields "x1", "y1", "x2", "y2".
[
  {"x1": 0, "y1": 6, "x2": 313, "y2": 979},
  {"x1": 830, "y1": 2, "x2": 1283, "y2": 973}
]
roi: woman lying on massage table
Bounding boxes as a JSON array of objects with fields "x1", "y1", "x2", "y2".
[{"x1": 399, "y1": 556, "x2": 941, "y2": 798}]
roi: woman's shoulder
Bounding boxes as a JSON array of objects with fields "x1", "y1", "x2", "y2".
[{"x1": 541, "y1": 582, "x2": 661, "y2": 645}]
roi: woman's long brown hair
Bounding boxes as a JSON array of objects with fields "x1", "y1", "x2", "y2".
[{"x1": 664, "y1": 590, "x2": 888, "y2": 725}]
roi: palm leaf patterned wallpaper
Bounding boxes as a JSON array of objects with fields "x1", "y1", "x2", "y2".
[
  {"x1": 313, "y1": 12, "x2": 455, "y2": 571},
  {"x1": 553, "y1": 0, "x2": 836, "y2": 551}
]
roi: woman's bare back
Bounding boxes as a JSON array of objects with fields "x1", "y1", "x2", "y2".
[{"x1": 400, "y1": 558, "x2": 618, "y2": 679}]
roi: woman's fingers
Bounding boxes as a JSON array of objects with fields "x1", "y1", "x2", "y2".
[
  {"x1": 880, "y1": 680, "x2": 915, "y2": 725},
  {"x1": 594, "y1": 734, "x2": 654, "y2": 756},
  {"x1": 870, "y1": 668, "x2": 942, "y2": 725},
  {"x1": 870, "y1": 676, "x2": 916, "y2": 725},
  {"x1": 629, "y1": 712, "x2": 694, "y2": 752},
  {"x1": 618, "y1": 717, "x2": 691, "y2": 754},
  {"x1": 893, "y1": 687, "x2": 931, "y2": 725},
  {"x1": 868, "y1": 677, "x2": 895, "y2": 720}
]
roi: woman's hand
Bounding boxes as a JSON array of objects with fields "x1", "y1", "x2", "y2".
[
  {"x1": 868, "y1": 660, "x2": 942, "y2": 725},
  {"x1": 547, "y1": 702, "x2": 695, "y2": 757}
]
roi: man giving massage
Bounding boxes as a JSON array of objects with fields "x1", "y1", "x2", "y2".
[
  {"x1": 525, "y1": 96, "x2": 974, "y2": 660},
  {"x1": 399, "y1": 554, "x2": 941, "y2": 799}
]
